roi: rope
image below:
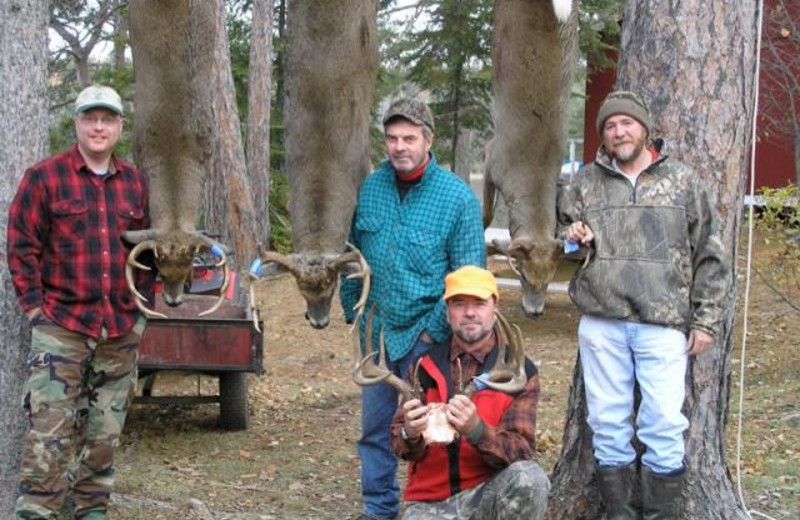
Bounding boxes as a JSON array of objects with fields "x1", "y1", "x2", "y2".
[{"x1": 734, "y1": 1, "x2": 778, "y2": 518}]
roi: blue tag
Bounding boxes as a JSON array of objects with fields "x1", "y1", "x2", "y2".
[
  {"x1": 249, "y1": 258, "x2": 263, "y2": 277},
  {"x1": 564, "y1": 240, "x2": 580, "y2": 254},
  {"x1": 473, "y1": 373, "x2": 490, "y2": 391},
  {"x1": 211, "y1": 244, "x2": 224, "y2": 258}
]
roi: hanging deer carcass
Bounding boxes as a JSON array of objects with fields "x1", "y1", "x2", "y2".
[
  {"x1": 248, "y1": 0, "x2": 378, "y2": 329},
  {"x1": 483, "y1": 0, "x2": 578, "y2": 316},
  {"x1": 125, "y1": 0, "x2": 231, "y2": 319}
]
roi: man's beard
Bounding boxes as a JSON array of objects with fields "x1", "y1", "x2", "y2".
[
  {"x1": 614, "y1": 135, "x2": 646, "y2": 163},
  {"x1": 453, "y1": 323, "x2": 493, "y2": 345}
]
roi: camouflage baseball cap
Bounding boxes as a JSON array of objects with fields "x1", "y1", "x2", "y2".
[
  {"x1": 75, "y1": 85, "x2": 124, "y2": 115},
  {"x1": 596, "y1": 90, "x2": 650, "y2": 136},
  {"x1": 383, "y1": 98, "x2": 435, "y2": 132}
]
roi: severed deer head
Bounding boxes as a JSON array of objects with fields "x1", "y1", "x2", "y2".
[
  {"x1": 352, "y1": 305, "x2": 527, "y2": 445},
  {"x1": 248, "y1": 243, "x2": 370, "y2": 331},
  {"x1": 123, "y1": 229, "x2": 231, "y2": 319}
]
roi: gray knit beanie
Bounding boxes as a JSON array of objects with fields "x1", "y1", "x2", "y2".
[{"x1": 596, "y1": 90, "x2": 651, "y2": 136}]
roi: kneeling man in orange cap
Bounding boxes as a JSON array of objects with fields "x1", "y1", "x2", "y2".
[{"x1": 389, "y1": 265, "x2": 549, "y2": 519}]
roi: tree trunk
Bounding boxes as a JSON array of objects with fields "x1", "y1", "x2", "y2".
[
  {"x1": 246, "y1": 0, "x2": 274, "y2": 249},
  {"x1": 548, "y1": 1, "x2": 758, "y2": 518},
  {"x1": 274, "y1": 0, "x2": 287, "y2": 172},
  {"x1": 0, "y1": 0, "x2": 49, "y2": 513},
  {"x1": 203, "y1": 1, "x2": 259, "y2": 268},
  {"x1": 112, "y1": 2, "x2": 129, "y2": 72},
  {"x1": 454, "y1": 126, "x2": 473, "y2": 184},
  {"x1": 795, "y1": 130, "x2": 799, "y2": 185}
]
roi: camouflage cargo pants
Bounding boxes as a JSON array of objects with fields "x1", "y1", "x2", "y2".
[
  {"x1": 15, "y1": 317, "x2": 144, "y2": 520},
  {"x1": 402, "y1": 460, "x2": 550, "y2": 520}
]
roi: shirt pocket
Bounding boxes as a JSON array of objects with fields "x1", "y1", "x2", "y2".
[
  {"x1": 116, "y1": 203, "x2": 146, "y2": 233},
  {"x1": 405, "y1": 227, "x2": 446, "y2": 276},
  {"x1": 355, "y1": 214, "x2": 385, "y2": 255},
  {"x1": 50, "y1": 199, "x2": 88, "y2": 243}
]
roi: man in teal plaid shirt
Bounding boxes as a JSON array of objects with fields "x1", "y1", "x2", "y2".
[{"x1": 341, "y1": 97, "x2": 486, "y2": 520}]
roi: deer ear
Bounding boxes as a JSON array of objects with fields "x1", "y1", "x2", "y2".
[
  {"x1": 338, "y1": 261, "x2": 362, "y2": 278},
  {"x1": 258, "y1": 262, "x2": 291, "y2": 280},
  {"x1": 122, "y1": 229, "x2": 159, "y2": 244},
  {"x1": 509, "y1": 239, "x2": 533, "y2": 255}
]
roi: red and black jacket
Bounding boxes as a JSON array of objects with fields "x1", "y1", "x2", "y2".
[{"x1": 404, "y1": 340, "x2": 538, "y2": 502}]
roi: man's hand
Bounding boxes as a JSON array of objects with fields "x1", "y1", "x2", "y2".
[
  {"x1": 687, "y1": 329, "x2": 714, "y2": 356},
  {"x1": 26, "y1": 307, "x2": 42, "y2": 321},
  {"x1": 566, "y1": 221, "x2": 594, "y2": 245},
  {"x1": 402, "y1": 399, "x2": 429, "y2": 441},
  {"x1": 446, "y1": 394, "x2": 479, "y2": 436}
]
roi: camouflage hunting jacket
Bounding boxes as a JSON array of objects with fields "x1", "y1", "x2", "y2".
[{"x1": 557, "y1": 145, "x2": 729, "y2": 336}]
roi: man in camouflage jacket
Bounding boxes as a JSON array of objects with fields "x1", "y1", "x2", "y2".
[{"x1": 558, "y1": 91, "x2": 728, "y2": 519}]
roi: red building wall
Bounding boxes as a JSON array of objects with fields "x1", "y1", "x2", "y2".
[{"x1": 584, "y1": 5, "x2": 798, "y2": 190}]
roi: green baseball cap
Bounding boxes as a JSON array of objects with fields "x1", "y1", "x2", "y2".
[{"x1": 75, "y1": 85, "x2": 123, "y2": 115}]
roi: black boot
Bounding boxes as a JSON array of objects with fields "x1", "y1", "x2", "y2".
[
  {"x1": 596, "y1": 462, "x2": 638, "y2": 520},
  {"x1": 641, "y1": 467, "x2": 685, "y2": 519}
]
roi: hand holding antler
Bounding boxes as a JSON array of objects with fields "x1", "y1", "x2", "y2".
[
  {"x1": 401, "y1": 399, "x2": 429, "y2": 442},
  {"x1": 446, "y1": 395, "x2": 480, "y2": 436}
]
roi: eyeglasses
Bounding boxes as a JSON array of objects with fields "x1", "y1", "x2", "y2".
[{"x1": 77, "y1": 115, "x2": 121, "y2": 126}]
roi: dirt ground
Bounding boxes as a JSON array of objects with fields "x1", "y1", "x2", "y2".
[{"x1": 111, "y1": 234, "x2": 799, "y2": 519}]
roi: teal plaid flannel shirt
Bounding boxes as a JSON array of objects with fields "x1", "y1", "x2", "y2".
[{"x1": 340, "y1": 155, "x2": 486, "y2": 361}]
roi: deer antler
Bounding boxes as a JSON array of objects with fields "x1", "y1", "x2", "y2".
[
  {"x1": 247, "y1": 246, "x2": 297, "y2": 332},
  {"x1": 196, "y1": 236, "x2": 231, "y2": 318},
  {"x1": 249, "y1": 280, "x2": 262, "y2": 333},
  {"x1": 352, "y1": 304, "x2": 416, "y2": 401},
  {"x1": 482, "y1": 310, "x2": 527, "y2": 394},
  {"x1": 340, "y1": 242, "x2": 371, "y2": 331},
  {"x1": 256, "y1": 250, "x2": 301, "y2": 276},
  {"x1": 125, "y1": 240, "x2": 167, "y2": 319},
  {"x1": 506, "y1": 240, "x2": 533, "y2": 280}
]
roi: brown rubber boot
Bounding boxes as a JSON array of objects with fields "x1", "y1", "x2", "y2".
[
  {"x1": 641, "y1": 467, "x2": 685, "y2": 519},
  {"x1": 596, "y1": 462, "x2": 638, "y2": 520}
]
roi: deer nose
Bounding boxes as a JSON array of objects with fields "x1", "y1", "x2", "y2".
[{"x1": 305, "y1": 312, "x2": 330, "y2": 329}]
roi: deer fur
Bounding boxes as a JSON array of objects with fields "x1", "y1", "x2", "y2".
[
  {"x1": 484, "y1": 0, "x2": 578, "y2": 316},
  {"x1": 255, "y1": 0, "x2": 378, "y2": 328},
  {"x1": 126, "y1": 0, "x2": 227, "y2": 315}
]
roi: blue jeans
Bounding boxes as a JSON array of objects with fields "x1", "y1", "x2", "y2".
[
  {"x1": 579, "y1": 315, "x2": 689, "y2": 474},
  {"x1": 359, "y1": 335, "x2": 431, "y2": 519}
]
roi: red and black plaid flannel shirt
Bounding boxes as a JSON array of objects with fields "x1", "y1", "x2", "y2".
[{"x1": 7, "y1": 145, "x2": 151, "y2": 339}]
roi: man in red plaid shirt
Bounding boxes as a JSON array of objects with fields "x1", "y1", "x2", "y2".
[{"x1": 7, "y1": 85, "x2": 151, "y2": 520}]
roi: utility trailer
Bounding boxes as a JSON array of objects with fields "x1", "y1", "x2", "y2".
[{"x1": 136, "y1": 265, "x2": 263, "y2": 430}]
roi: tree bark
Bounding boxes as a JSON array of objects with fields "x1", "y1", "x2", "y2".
[
  {"x1": 454, "y1": 126, "x2": 473, "y2": 184},
  {"x1": 112, "y1": 1, "x2": 129, "y2": 72},
  {"x1": 0, "y1": 0, "x2": 49, "y2": 513},
  {"x1": 246, "y1": 0, "x2": 274, "y2": 249},
  {"x1": 548, "y1": 1, "x2": 758, "y2": 518},
  {"x1": 203, "y1": 1, "x2": 259, "y2": 268}
]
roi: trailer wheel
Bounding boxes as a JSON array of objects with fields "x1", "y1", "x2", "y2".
[{"x1": 219, "y1": 372, "x2": 249, "y2": 430}]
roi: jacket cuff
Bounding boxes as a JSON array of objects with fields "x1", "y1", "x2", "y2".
[{"x1": 466, "y1": 419, "x2": 485, "y2": 444}]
